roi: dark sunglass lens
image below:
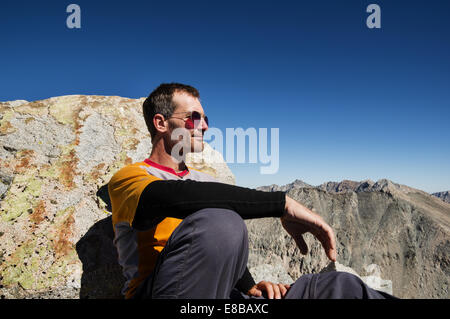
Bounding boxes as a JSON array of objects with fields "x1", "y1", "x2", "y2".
[
  {"x1": 191, "y1": 111, "x2": 208, "y2": 126},
  {"x1": 191, "y1": 111, "x2": 201, "y2": 121}
]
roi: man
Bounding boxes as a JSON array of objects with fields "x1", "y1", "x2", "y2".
[{"x1": 108, "y1": 83, "x2": 395, "y2": 299}]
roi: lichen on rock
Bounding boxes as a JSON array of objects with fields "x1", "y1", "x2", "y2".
[{"x1": 0, "y1": 95, "x2": 236, "y2": 299}]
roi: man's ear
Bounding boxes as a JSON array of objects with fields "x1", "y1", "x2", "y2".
[{"x1": 153, "y1": 114, "x2": 169, "y2": 134}]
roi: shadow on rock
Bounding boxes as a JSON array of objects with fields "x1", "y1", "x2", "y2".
[
  {"x1": 75, "y1": 184, "x2": 125, "y2": 299},
  {"x1": 96, "y1": 183, "x2": 112, "y2": 211}
]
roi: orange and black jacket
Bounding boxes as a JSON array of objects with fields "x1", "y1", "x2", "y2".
[{"x1": 108, "y1": 160, "x2": 285, "y2": 298}]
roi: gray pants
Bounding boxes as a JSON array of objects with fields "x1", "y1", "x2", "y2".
[{"x1": 133, "y1": 208, "x2": 395, "y2": 299}]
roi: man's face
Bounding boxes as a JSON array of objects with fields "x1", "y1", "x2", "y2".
[{"x1": 167, "y1": 91, "x2": 208, "y2": 154}]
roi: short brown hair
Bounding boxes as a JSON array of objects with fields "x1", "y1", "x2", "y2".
[{"x1": 142, "y1": 83, "x2": 200, "y2": 139}]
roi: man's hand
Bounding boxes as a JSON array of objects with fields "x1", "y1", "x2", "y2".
[
  {"x1": 247, "y1": 281, "x2": 291, "y2": 299},
  {"x1": 281, "y1": 195, "x2": 337, "y2": 262}
]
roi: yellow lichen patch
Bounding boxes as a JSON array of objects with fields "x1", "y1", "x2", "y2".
[
  {"x1": 0, "y1": 121, "x2": 15, "y2": 135},
  {"x1": 0, "y1": 239, "x2": 39, "y2": 289},
  {"x1": 0, "y1": 168, "x2": 42, "y2": 222},
  {"x1": 0, "y1": 110, "x2": 17, "y2": 135},
  {"x1": 43, "y1": 248, "x2": 78, "y2": 290},
  {"x1": 14, "y1": 101, "x2": 49, "y2": 117},
  {"x1": 0, "y1": 188, "x2": 30, "y2": 221},
  {"x1": 122, "y1": 137, "x2": 140, "y2": 150},
  {"x1": 99, "y1": 151, "x2": 133, "y2": 184},
  {"x1": 92, "y1": 98, "x2": 136, "y2": 123},
  {"x1": 37, "y1": 163, "x2": 60, "y2": 180},
  {"x1": 36, "y1": 144, "x2": 79, "y2": 190},
  {"x1": 114, "y1": 127, "x2": 132, "y2": 138},
  {"x1": 48, "y1": 96, "x2": 83, "y2": 127},
  {"x1": 117, "y1": 151, "x2": 132, "y2": 165},
  {"x1": 0, "y1": 235, "x2": 60, "y2": 291},
  {"x1": 0, "y1": 233, "x2": 76, "y2": 291}
]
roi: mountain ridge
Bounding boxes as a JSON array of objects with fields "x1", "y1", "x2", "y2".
[{"x1": 259, "y1": 178, "x2": 448, "y2": 196}]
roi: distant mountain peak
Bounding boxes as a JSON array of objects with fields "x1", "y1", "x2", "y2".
[
  {"x1": 432, "y1": 191, "x2": 450, "y2": 203},
  {"x1": 258, "y1": 178, "x2": 434, "y2": 198}
]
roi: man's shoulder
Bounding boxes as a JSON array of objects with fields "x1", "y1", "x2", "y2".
[
  {"x1": 109, "y1": 161, "x2": 158, "y2": 188},
  {"x1": 110, "y1": 161, "x2": 220, "y2": 183}
]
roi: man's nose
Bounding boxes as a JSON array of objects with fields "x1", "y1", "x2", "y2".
[
  {"x1": 193, "y1": 118, "x2": 208, "y2": 131},
  {"x1": 200, "y1": 117, "x2": 208, "y2": 131}
]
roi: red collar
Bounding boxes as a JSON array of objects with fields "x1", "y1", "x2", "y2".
[{"x1": 144, "y1": 158, "x2": 190, "y2": 178}]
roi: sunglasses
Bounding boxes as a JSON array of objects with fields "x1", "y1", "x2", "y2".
[{"x1": 168, "y1": 111, "x2": 209, "y2": 129}]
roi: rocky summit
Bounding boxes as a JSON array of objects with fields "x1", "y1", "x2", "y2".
[
  {"x1": 0, "y1": 95, "x2": 449, "y2": 299},
  {"x1": 249, "y1": 179, "x2": 449, "y2": 298}
]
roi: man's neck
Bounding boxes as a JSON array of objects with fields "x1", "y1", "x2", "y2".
[{"x1": 148, "y1": 143, "x2": 187, "y2": 173}]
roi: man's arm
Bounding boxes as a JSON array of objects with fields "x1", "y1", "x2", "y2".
[
  {"x1": 133, "y1": 179, "x2": 337, "y2": 262},
  {"x1": 132, "y1": 179, "x2": 286, "y2": 230}
]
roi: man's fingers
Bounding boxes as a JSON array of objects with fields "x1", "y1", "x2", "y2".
[
  {"x1": 253, "y1": 288, "x2": 262, "y2": 297},
  {"x1": 308, "y1": 213, "x2": 336, "y2": 261},
  {"x1": 256, "y1": 281, "x2": 291, "y2": 299},
  {"x1": 314, "y1": 224, "x2": 337, "y2": 261},
  {"x1": 264, "y1": 282, "x2": 274, "y2": 299},
  {"x1": 272, "y1": 283, "x2": 281, "y2": 299},
  {"x1": 279, "y1": 284, "x2": 288, "y2": 298}
]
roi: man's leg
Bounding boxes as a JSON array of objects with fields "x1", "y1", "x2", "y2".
[
  {"x1": 284, "y1": 271, "x2": 397, "y2": 299},
  {"x1": 136, "y1": 208, "x2": 249, "y2": 299}
]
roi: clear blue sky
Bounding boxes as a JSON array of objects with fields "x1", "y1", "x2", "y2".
[{"x1": 1, "y1": 0, "x2": 449, "y2": 192}]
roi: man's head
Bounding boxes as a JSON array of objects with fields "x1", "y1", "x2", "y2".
[{"x1": 143, "y1": 83, "x2": 208, "y2": 155}]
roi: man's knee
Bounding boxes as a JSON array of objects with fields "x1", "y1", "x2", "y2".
[
  {"x1": 334, "y1": 272, "x2": 365, "y2": 287},
  {"x1": 318, "y1": 271, "x2": 366, "y2": 299},
  {"x1": 193, "y1": 208, "x2": 247, "y2": 239},
  {"x1": 189, "y1": 208, "x2": 248, "y2": 255}
]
